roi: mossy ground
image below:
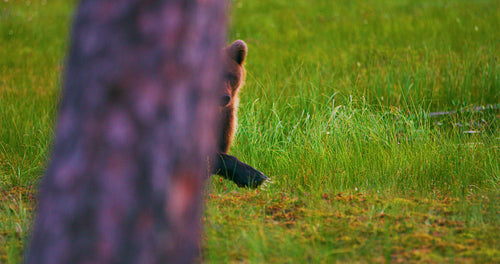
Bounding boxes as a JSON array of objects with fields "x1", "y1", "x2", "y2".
[{"x1": 204, "y1": 184, "x2": 499, "y2": 263}]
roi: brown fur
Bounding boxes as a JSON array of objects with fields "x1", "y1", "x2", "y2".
[{"x1": 219, "y1": 40, "x2": 247, "y2": 153}]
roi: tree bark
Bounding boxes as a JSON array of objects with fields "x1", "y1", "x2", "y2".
[{"x1": 26, "y1": 0, "x2": 226, "y2": 263}]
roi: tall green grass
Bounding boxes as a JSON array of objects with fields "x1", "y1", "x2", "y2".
[
  {"x1": 231, "y1": 0, "x2": 500, "y2": 109},
  {"x1": 1, "y1": 0, "x2": 73, "y2": 261},
  {"x1": 235, "y1": 97, "x2": 499, "y2": 196},
  {"x1": 1, "y1": 0, "x2": 499, "y2": 262},
  {"x1": 1, "y1": 0, "x2": 72, "y2": 187}
]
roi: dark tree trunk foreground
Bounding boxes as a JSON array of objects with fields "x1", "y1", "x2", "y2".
[{"x1": 26, "y1": 0, "x2": 226, "y2": 263}]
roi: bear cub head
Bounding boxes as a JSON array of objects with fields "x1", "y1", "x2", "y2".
[{"x1": 221, "y1": 40, "x2": 247, "y2": 108}]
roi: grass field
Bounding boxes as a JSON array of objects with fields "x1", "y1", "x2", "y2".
[{"x1": 1, "y1": 0, "x2": 499, "y2": 263}]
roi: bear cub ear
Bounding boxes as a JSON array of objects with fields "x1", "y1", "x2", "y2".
[{"x1": 228, "y1": 40, "x2": 247, "y2": 65}]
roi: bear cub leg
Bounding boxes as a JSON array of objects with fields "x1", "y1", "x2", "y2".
[{"x1": 215, "y1": 153, "x2": 267, "y2": 188}]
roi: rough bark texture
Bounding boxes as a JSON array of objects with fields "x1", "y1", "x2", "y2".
[{"x1": 26, "y1": 0, "x2": 226, "y2": 263}]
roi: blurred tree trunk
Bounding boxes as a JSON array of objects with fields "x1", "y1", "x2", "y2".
[{"x1": 26, "y1": 0, "x2": 226, "y2": 263}]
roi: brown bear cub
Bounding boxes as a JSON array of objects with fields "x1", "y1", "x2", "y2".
[{"x1": 213, "y1": 40, "x2": 267, "y2": 188}]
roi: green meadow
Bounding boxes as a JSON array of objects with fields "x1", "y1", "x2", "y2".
[{"x1": 1, "y1": 0, "x2": 499, "y2": 263}]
